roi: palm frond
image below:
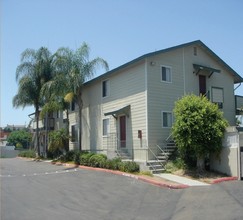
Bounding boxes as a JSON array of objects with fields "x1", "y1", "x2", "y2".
[{"x1": 64, "y1": 92, "x2": 74, "y2": 103}]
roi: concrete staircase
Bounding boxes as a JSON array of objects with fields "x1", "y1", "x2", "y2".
[
  {"x1": 116, "y1": 148, "x2": 132, "y2": 160},
  {"x1": 147, "y1": 140, "x2": 177, "y2": 174}
]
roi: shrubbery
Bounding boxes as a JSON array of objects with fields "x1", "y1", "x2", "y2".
[
  {"x1": 54, "y1": 150, "x2": 140, "y2": 173},
  {"x1": 18, "y1": 150, "x2": 36, "y2": 158}
]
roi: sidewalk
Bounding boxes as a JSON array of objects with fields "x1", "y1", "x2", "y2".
[{"x1": 155, "y1": 173, "x2": 209, "y2": 186}]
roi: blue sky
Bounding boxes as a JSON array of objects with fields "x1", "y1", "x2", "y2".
[{"x1": 1, "y1": 0, "x2": 243, "y2": 127}]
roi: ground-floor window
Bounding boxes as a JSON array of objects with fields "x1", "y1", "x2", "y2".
[
  {"x1": 162, "y1": 111, "x2": 172, "y2": 127},
  {"x1": 103, "y1": 118, "x2": 110, "y2": 136},
  {"x1": 71, "y1": 124, "x2": 78, "y2": 142}
]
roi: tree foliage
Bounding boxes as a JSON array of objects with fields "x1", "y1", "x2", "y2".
[
  {"x1": 48, "y1": 128, "x2": 70, "y2": 157},
  {"x1": 172, "y1": 94, "x2": 228, "y2": 168},
  {"x1": 13, "y1": 47, "x2": 54, "y2": 155},
  {"x1": 7, "y1": 130, "x2": 32, "y2": 149},
  {"x1": 54, "y1": 42, "x2": 109, "y2": 151}
]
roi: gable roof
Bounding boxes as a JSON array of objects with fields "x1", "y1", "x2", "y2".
[{"x1": 86, "y1": 40, "x2": 243, "y2": 85}]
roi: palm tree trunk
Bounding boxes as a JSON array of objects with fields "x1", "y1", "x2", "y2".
[
  {"x1": 78, "y1": 106, "x2": 82, "y2": 151},
  {"x1": 77, "y1": 95, "x2": 83, "y2": 152},
  {"x1": 36, "y1": 109, "x2": 40, "y2": 156},
  {"x1": 65, "y1": 109, "x2": 70, "y2": 151}
]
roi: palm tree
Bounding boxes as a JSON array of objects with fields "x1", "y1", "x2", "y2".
[
  {"x1": 13, "y1": 47, "x2": 54, "y2": 156},
  {"x1": 55, "y1": 42, "x2": 109, "y2": 151}
]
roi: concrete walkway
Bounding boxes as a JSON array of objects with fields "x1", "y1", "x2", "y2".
[{"x1": 155, "y1": 173, "x2": 209, "y2": 186}]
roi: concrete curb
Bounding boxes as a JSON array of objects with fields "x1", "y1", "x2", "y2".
[
  {"x1": 211, "y1": 176, "x2": 238, "y2": 184},
  {"x1": 18, "y1": 158, "x2": 238, "y2": 188}
]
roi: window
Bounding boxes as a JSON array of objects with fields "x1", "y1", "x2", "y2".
[
  {"x1": 161, "y1": 66, "x2": 172, "y2": 82},
  {"x1": 162, "y1": 111, "x2": 172, "y2": 127},
  {"x1": 212, "y1": 87, "x2": 224, "y2": 109},
  {"x1": 70, "y1": 101, "x2": 75, "y2": 111},
  {"x1": 103, "y1": 118, "x2": 110, "y2": 136},
  {"x1": 71, "y1": 124, "x2": 78, "y2": 142},
  {"x1": 102, "y1": 79, "x2": 110, "y2": 97}
]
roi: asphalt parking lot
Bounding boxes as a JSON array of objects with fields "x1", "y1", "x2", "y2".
[{"x1": 1, "y1": 158, "x2": 243, "y2": 220}]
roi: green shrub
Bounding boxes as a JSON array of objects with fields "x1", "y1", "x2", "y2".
[
  {"x1": 60, "y1": 150, "x2": 81, "y2": 163},
  {"x1": 122, "y1": 161, "x2": 139, "y2": 173},
  {"x1": 73, "y1": 151, "x2": 82, "y2": 164},
  {"x1": 89, "y1": 154, "x2": 107, "y2": 168},
  {"x1": 80, "y1": 152, "x2": 95, "y2": 166},
  {"x1": 18, "y1": 150, "x2": 36, "y2": 158},
  {"x1": 105, "y1": 157, "x2": 122, "y2": 170}
]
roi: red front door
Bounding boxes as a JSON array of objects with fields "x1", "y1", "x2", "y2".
[{"x1": 119, "y1": 116, "x2": 126, "y2": 148}]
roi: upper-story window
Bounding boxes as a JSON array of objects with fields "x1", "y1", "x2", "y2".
[
  {"x1": 212, "y1": 87, "x2": 224, "y2": 109},
  {"x1": 102, "y1": 79, "x2": 110, "y2": 98},
  {"x1": 161, "y1": 66, "x2": 172, "y2": 83}
]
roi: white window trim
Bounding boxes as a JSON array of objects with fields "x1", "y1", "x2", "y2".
[
  {"x1": 161, "y1": 111, "x2": 173, "y2": 128},
  {"x1": 161, "y1": 65, "x2": 172, "y2": 83},
  {"x1": 102, "y1": 79, "x2": 110, "y2": 98},
  {"x1": 102, "y1": 118, "x2": 110, "y2": 137}
]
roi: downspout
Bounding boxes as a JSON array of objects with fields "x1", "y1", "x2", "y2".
[
  {"x1": 182, "y1": 48, "x2": 186, "y2": 95},
  {"x1": 145, "y1": 58, "x2": 148, "y2": 160},
  {"x1": 234, "y1": 82, "x2": 241, "y2": 116}
]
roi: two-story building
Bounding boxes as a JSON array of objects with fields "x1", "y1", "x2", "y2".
[{"x1": 67, "y1": 40, "x2": 243, "y2": 166}]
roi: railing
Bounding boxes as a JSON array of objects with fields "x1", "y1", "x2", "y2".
[{"x1": 147, "y1": 145, "x2": 167, "y2": 170}]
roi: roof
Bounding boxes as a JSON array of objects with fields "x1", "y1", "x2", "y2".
[{"x1": 85, "y1": 40, "x2": 243, "y2": 85}]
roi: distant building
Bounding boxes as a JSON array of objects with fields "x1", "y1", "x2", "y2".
[{"x1": 6, "y1": 124, "x2": 26, "y2": 131}]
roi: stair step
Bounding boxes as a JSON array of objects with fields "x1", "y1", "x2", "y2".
[{"x1": 152, "y1": 169, "x2": 165, "y2": 174}]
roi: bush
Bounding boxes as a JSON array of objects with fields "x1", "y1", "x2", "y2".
[
  {"x1": 80, "y1": 152, "x2": 95, "y2": 166},
  {"x1": 89, "y1": 154, "x2": 107, "y2": 168},
  {"x1": 18, "y1": 150, "x2": 36, "y2": 158},
  {"x1": 60, "y1": 150, "x2": 80, "y2": 163},
  {"x1": 73, "y1": 151, "x2": 82, "y2": 165},
  {"x1": 122, "y1": 161, "x2": 139, "y2": 173},
  {"x1": 105, "y1": 158, "x2": 122, "y2": 170}
]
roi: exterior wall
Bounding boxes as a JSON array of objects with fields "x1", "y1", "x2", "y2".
[
  {"x1": 183, "y1": 45, "x2": 236, "y2": 125},
  {"x1": 146, "y1": 49, "x2": 185, "y2": 149},
  {"x1": 80, "y1": 61, "x2": 147, "y2": 160},
  {"x1": 210, "y1": 127, "x2": 239, "y2": 177},
  {"x1": 145, "y1": 45, "x2": 237, "y2": 160}
]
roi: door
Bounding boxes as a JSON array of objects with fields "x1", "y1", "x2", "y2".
[
  {"x1": 199, "y1": 75, "x2": 206, "y2": 95},
  {"x1": 119, "y1": 116, "x2": 126, "y2": 148}
]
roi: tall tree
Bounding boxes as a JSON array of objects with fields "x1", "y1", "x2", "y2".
[
  {"x1": 13, "y1": 47, "x2": 54, "y2": 156},
  {"x1": 55, "y1": 42, "x2": 109, "y2": 151},
  {"x1": 172, "y1": 94, "x2": 228, "y2": 171}
]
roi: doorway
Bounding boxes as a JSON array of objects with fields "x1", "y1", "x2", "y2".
[
  {"x1": 199, "y1": 75, "x2": 206, "y2": 95},
  {"x1": 119, "y1": 115, "x2": 126, "y2": 148}
]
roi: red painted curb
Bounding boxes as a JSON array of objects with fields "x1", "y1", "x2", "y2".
[{"x1": 212, "y1": 176, "x2": 238, "y2": 184}]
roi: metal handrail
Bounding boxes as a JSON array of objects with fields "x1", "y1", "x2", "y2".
[
  {"x1": 156, "y1": 144, "x2": 169, "y2": 162},
  {"x1": 165, "y1": 133, "x2": 173, "y2": 143},
  {"x1": 148, "y1": 146, "x2": 166, "y2": 170}
]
